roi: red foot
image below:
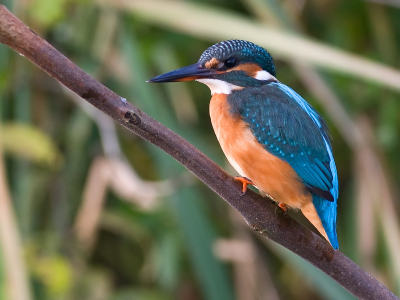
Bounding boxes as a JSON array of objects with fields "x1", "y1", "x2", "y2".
[
  {"x1": 234, "y1": 177, "x2": 254, "y2": 196},
  {"x1": 278, "y1": 202, "x2": 288, "y2": 214}
]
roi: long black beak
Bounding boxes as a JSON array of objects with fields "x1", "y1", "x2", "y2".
[{"x1": 147, "y1": 63, "x2": 218, "y2": 83}]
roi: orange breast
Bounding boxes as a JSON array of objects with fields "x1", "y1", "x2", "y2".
[{"x1": 209, "y1": 93, "x2": 311, "y2": 209}]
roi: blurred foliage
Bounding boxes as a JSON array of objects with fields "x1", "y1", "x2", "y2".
[
  {"x1": 0, "y1": 0, "x2": 399, "y2": 299},
  {"x1": 1, "y1": 123, "x2": 63, "y2": 168}
]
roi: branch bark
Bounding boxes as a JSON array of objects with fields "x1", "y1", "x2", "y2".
[{"x1": 0, "y1": 5, "x2": 397, "y2": 300}]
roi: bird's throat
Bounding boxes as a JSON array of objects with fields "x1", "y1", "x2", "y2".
[{"x1": 196, "y1": 78, "x2": 243, "y2": 95}]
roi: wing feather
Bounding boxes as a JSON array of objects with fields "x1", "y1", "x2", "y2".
[{"x1": 230, "y1": 82, "x2": 338, "y2": 202}]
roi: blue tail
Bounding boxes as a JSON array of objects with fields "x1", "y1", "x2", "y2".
[{"x1": 313, "y1": 195, "x2": 338, "y2": 249}]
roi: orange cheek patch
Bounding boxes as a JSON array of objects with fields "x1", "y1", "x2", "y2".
[
  {"x1": 205, "y1": 57, "x2": 220, "y2": 69},
  {"x1": 228, "y1": 63, "x2": 262, "y2": 78}
]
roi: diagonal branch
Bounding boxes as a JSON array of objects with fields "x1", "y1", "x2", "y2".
[{"x1": 0, "y1": 5, "x2": 397, "y2": 300}]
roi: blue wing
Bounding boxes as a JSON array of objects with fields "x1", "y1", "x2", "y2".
[{"x1": 229, "y1": 82, "x2": 339, "y2": 248}]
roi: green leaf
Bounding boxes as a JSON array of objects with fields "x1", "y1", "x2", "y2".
[
  {"x1": 28, "y1": 0, "x2": 68, "y2": 27},
  {"x1": 1, "y1": 123, "x2": 63, "y2": 168}
]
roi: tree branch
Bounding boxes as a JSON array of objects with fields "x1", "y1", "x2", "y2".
[{"x1": 0, "y1": 5, "x2": 397, "y2": 300}]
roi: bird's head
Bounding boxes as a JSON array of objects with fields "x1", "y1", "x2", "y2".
[{"x1": 148, "y1": 40, "x2": 277, "y2": 94}]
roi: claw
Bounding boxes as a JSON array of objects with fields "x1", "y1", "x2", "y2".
[
  {"x1": 278, "y1": 202, "x2": 288, "y2": 214},
  {"x1": 234, "y1": 177, "x2": 254, "y2": 196}
]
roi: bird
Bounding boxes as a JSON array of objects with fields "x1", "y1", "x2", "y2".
[{"x1": 148, "y1": 40, "x2": 339, "y2": 249}]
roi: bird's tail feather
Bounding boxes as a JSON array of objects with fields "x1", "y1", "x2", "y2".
[
  {"x1": 311, "y1": 195, "x2": 338, "y2": 249},
  {"x1": 301, "y1": 201, "x2": 331, "y2": 246}
]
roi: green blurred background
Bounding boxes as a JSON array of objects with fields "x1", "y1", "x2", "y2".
[{"x1": 0, "y1": 0, "x2": 400, "y2": 299}]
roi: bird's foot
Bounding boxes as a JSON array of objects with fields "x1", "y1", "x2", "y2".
[
  {"x1": 234, "y1": 177, "x2": 254, "y2": 196},
  {"x1": 278, "y1": 202, "x2": 288, "y2": 215}
]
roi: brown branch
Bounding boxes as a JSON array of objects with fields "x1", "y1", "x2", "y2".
[{"x1": 0, "y1": 5, "x2": 397, "y2": 300}]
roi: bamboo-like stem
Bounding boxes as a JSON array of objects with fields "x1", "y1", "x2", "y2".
[
  {"x1": 0, "y1": 5, "x2": 398, "y2": 300},
  {"x1": 0, "y1": 138, "x2": 32, "y2": 299}
]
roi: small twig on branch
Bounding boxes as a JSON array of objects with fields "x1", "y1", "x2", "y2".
[{"x1": 0, "y1": 5, "x2": 398, "y2": 300}]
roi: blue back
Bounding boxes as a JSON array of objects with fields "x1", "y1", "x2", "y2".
[{"x1": 228, "y1": 82, "x2": 339, "y2": 249}]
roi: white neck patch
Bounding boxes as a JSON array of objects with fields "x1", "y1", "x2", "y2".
[
  {"x1": 196, "y1": 78, "x2": 243, "y2": 95},
  {"x1": 254, "y1": 70, "x2": 277, "y2": 81}
]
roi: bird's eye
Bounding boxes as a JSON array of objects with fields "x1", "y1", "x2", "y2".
[{"x1": 224, "y1": 58, "x2": 236, "y2": 68}]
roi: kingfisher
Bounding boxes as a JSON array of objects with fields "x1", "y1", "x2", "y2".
[{"x1": 148, "y1": 40, "x2": 339, "y2": 249}]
